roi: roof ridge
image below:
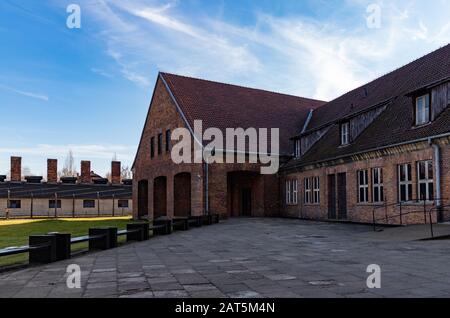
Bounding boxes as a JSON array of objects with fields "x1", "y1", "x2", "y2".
[{"x1": 159, "y1": 72, "x2": 326, "y2": 104}]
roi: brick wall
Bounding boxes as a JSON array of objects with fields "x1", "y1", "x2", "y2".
[
  {"x1": 281, "y1": 138, "x2": 450, "y2": 225},
  {"x1": 111, "y1": 161, "x2": 121, "y2": 184},
  {"x1": 10, "y1": 156, "x2": 21, "y2": 182}
]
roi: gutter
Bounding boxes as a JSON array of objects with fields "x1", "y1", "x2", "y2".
[
  {"x1": 430, "y1": 139, "x2": 442, "y2": 209},
  {"x1": 283, "y1": 131, "x2": 450, "y2": 173}
]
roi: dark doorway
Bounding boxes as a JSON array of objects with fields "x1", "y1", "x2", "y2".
[
  {"x1": 174, "y1": 173, "x2": 191, "y2": 217},
  {"x1": 327, "y1": 175, "x2": 337, "y2": 219},
  {"x1": 227, "y1": 171, "x2": 259, "y2": 217},
  {"x1": 241, "y1": 188, "x2": 252, "y2": 216},
  {"x1": 154, "y1": 176, "x2": 167, "y2": 219},
  {"x1": 337, "y1": 173, "x2": 347, "y2": 220},
  {"x1": 137, "y1": 180, "x2": 149, "y2": 219}
]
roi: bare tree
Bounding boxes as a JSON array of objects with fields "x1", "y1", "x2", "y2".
[
  {"x1": 121, "y1": 165, "x2": 132, "y2": 179},
  {"x1": 60, "y1": 150, "x2": 77, "y2": 177}
]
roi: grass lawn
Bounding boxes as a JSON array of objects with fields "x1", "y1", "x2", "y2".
[{"x1": 0, "y1": 217, "x2": 135, "y2": 268}]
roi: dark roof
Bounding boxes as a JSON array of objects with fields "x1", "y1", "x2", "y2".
[
  {"x1": 283, "y1": 44, "x2": 450, "y2": 170},
  {"x1": 0, "y1": 182, "x2": 132, "y2": 199},
  {"x1": 160, "y1": 73, "x2": 326, "y2": 155},
  {"x1": 304, "y1": 44, "x2": 450, "y2": 133}
]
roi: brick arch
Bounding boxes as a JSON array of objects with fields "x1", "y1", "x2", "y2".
[
  {"x1": 174, "y1": 172, "x2": 191, "y2": 217},
  {"x1": 137, "y1": 179, "x2": 149, "y2": 219},
  {"x1": 153, "y1": 176, "x2": 167, "y2": 219},
  {"x1": 227, "y1": 171, "x2": 260, "y2": 217}
]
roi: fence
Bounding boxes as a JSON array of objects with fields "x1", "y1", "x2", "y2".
[{"x1": 0, "y1": 186, "x2": 132, "y2": 219}]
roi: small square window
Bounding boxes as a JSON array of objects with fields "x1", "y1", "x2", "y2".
[
  {"x1": 49, "y1": 200, "x2": 62, "y2": 209},
  {"x1": 118, "y1": 200, "x2": 129, "y2": 208},
  {"x1": 83, "y1": 200, "x2": 96, "y2": 208},
  {"x1": 8, "y1": 200, "x2": 21, "y2": 209}
]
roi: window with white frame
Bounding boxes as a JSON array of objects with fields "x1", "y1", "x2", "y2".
[
  {"x1": 417, "y1": 160, "x2": 434, "y2": 201},
  {"x1": 358, "y1": 170, "x2": 369, "y2": 203},
  {"x1": 341, "y1": 122, "x2": 350, "y2": 145},
  {"x1": 285, "y1": 179, "x2": 298, "y2": 205},
  {"x1": 415, "y1": 94, "x2": 430, "y2": 126},
  {"x1": 398, "y1": 163, "x2": 413, "y2": 202},
  {"x1": 372, "y1": 168, "x2": 384, "y2": 203},
  {"x1": 313, "y1": 176, "x2": 320, "y2": 204},
  {"x1": 304, "y1": 178, "x2": 312, "y2": 204},
  {"x1": 294, "y1": 139, "x2": 301, "y2": 158}
]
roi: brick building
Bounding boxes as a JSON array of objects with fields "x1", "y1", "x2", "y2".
[{"x1": 133, "y1": 44, "x2": 450, "y2": 225}]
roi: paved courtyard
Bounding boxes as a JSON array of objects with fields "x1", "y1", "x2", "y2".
[{"x1": 1, "y1": 218, "x2": 450, "y2": 298}]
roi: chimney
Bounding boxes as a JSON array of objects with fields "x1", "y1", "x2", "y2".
[
  {"x1": 47, "y1": 159, "x2": 58, "y2": 183},
  {"x1": 80, "y1": 161, "x2": 91, "y2": 183},
  {"x1": 111, "y1": 161, "x2": 121, "y2": 184},
  {"x1": 10, "y1": 156, "x2": 21, "y2": 182}
]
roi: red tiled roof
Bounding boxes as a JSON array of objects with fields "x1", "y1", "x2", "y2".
[{"x1": 160, "y1": 73, "x2": 326, "y2": 155}]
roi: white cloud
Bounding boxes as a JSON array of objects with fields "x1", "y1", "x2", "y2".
[
  {"x1": 0, "y1": 84, "x2": 49, "y2": 101},
  {"x1": 82, "y1": 0, "x2": 450, "y2": 100}
]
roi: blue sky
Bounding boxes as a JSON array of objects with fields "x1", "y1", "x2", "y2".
[{"x1": 0, "y1": 0, "x2": 449, "y2": 177}]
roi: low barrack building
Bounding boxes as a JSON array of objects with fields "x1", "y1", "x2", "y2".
[{"x1": 0, "y1": 157, "x2": 132, "y2": 218}]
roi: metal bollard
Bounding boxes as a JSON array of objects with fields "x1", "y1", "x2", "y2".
[
  {"x1": 48, "y1": 232, "x2": 71, "y2": 261},
  {"x1": 126, "y1": 223, "x2": 149, "y2": 241},
  {"x1": 89, "y1": 227, "x2": 118, "y2": 251},
  {"x1": 29, "y1": 235, "x2": 57, "y2": 264}
]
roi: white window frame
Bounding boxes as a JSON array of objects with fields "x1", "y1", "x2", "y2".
[
  {"x1": 285, "y1": 180, "x2": 298, "y2": 205},
  {"x1": 341, "y1": 122, "x2": 350, "y2": 145},
  {"x1": 415, "y1": 94, "x2": 430, "y2": 126},
  {"x1": 358, "y1": 170, "x2": 369, "y2": 203},
  {"x1": 372, "y1": 168, "x2": 384, "y2": 203},
  {"x1": 398, "y1": 163, "x2": 413, "y2": 202},
  {"x1": 312, "y1": 176, "x2": 320, "y2": 204},
  {"x1": 417, "y1": 160, "x2": 434, "y2": 202},
  {"x1": 304, "y1": 178, "x2": 312, "y2": 204},
  {"x1": 294, "y1": 139, "x2": 301, "y2": 158}
]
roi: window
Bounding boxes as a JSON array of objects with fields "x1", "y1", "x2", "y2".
[
  {"x1": 294, "y1": 139, "x2": 301, "y2": 158},
  {"x1": 415, "y1": 94, "x2": 430, "y2": 125},
  {"x1": 158, "y1": 133, "x2": 163, "y2": 155},
  {"x1": 118, "y1": 200, "x2": 129, "y2": 208},
  {"x1": 165, "y1": 130, "x2": 171, "y2": 152},
  {"x1": 150, "y1": 137, "x2": 155, "y2": 158},
  {"x1": 341, "y1": 122, "x2": 350, "y2": 145},
  {"x1": 304, "y1": 178, "x2": 312, "y2": 204},
  {"x1": 49, "y1": 200, "x2": 62, "y2": 209},
  {"x1": 358, "y1": 170, "x2": 369, "y2": 203},
  {"x1": 8, "y1": 200, "x2": 21, "y2": 209},
  {"x1": 398, "y1": 163, "x2": 413, "y2": 202},
  {"x1": 312, "y1": 176, "x2": 320, "y2": 204},
  {"x1": 285, "y1": 180, "x2": 298, "y2": 205},
  {"x1": 417, "y1": 160, "x2": 434, "y2": 201},
  {"x1": 372, "y1": 168, "x2": 384, "y2": 203},
  {"x1": 83, "y1": 200, "x2": 95, "y2": 208}
]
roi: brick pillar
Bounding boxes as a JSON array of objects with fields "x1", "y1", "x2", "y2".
[
  {"x1": 11, "y1": 156, "x2": 21, "y2": 182},
  {"x1": 47, "y1": 159, "x2": 58, "y2": 183},
  {"x1": 80, "y1": 161, "x2": 91, "y2": 183},
  {"x1": 111, "y1": 161, "x2": 121, "y2": 184}
]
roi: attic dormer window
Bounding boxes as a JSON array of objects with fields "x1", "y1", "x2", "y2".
[
  {"x1": 341, "y1": 122, "x2": 350, "y2": 146},
  {"x1": 294, "y1": 139, "x2": 301, "y2": 158},
  {"x1": 415, "y1": 94, "x2": 430, "y2": 126}
]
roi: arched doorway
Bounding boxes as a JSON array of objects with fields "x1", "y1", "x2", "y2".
[
  {"x1": 174, "y1": 172, "x2": 191, "y2": 217},
  {"x1": 154, "y1": 176, "x2": 167, "y2": 219},
  {"x1": 137, "y1": 180, "x2": 149, "y2": 219}
]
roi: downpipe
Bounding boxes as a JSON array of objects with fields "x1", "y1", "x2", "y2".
[{"x1": 430, "y1": 139, "x2": 442, "y2": 221}]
